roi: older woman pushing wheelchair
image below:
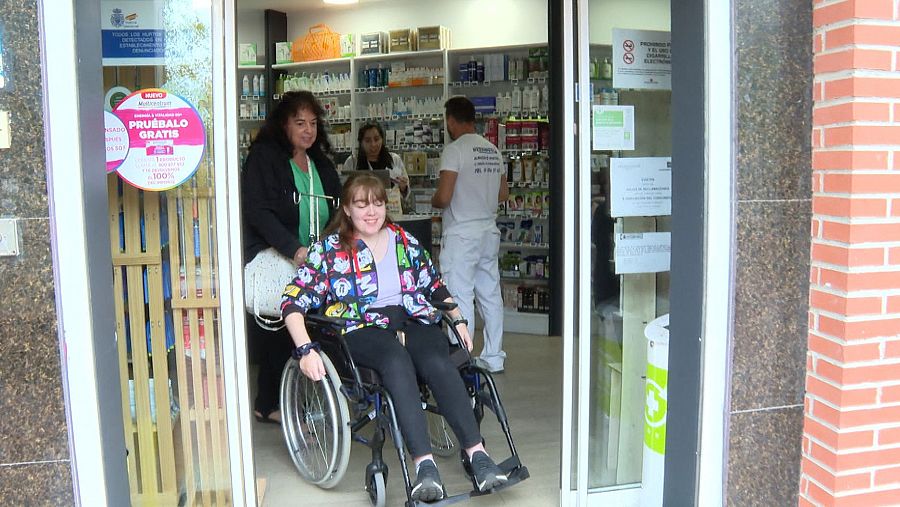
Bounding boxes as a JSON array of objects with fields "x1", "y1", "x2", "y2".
[{"x1": 280, "y1": 173, "x2": 508, "y2": 502}]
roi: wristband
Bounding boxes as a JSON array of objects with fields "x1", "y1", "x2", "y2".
[
  {"x1": 451, "y1": 317, "x2": 468, "y2": 327},
  {"x1": 291, "y1": 341, "x2": 321, "y2": 360}
]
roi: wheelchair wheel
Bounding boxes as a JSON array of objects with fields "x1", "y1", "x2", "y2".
[
  {"x1": 366, "y1": 471, "x2": 386, "y2": 507},
  {"x1": 280, "y1": 352, "x2": 350, "y2": 489},
  {"x1": 426, "y1": 411, "x2": 457, "y2": 457}
]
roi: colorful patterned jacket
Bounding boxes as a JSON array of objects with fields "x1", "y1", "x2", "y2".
[{"x1": 281, "y1": 224, "x2": 452, "y2": 333}]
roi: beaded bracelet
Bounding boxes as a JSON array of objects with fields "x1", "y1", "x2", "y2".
[{"x1": 291, "y1": 341, "x2": 321, "y2": 360}]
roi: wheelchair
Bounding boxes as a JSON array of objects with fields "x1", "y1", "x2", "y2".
[{"x1": 278, "y1": 304, "x2": 529, "y2": 507}]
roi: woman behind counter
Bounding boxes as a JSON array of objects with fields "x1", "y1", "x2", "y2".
[
  {"x1": 241, "y1": 90, "x2": 341, "y2": 424},
  {"x1": 341, "y1": 122, "x2": 414, "y2": 213}
]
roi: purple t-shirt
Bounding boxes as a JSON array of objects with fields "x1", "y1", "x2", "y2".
[{"x1": 372, "y1": 229, "x2": 403, "y2": 307}]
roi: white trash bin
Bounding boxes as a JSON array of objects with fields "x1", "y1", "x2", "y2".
[{"x1": 641, "y1": 313, "x2": 669, "y2": 507}]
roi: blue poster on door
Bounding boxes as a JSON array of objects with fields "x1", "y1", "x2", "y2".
[{"x1": 101, "y1": 1, "x2": 165, "y2": 66}]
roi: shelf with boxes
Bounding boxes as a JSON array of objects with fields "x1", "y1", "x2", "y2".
[
  {"x1": 447, "y1": 45, "x2": 550, "y2": 120},
  {"x1": 237, "y1": 65, "x2": 268, "y2": 164},
  {"x1": 439, "y1": 45, "x2": 552, "y2": 328}
]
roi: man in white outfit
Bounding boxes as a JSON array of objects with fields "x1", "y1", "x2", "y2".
[{"x1": 432, "y1": 97, "x2": 509, "y2": 373}]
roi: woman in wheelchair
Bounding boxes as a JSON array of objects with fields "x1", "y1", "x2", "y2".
[{"x1": 280, "y1": 174, "x2": 508, "y2": 502}]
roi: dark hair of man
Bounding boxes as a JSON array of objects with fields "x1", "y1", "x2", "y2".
[
  {"x1": 444, "y1": 96, "x2": 476, "y2": 124},
  {"x1": 355, "y1": 122, "x2": 394, "y2": 171},
  {"x1": 253, "y1": 90, "x2": 332, "y2": 157}
]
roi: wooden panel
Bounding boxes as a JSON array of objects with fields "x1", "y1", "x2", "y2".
[
  {"x1": 166, "y1": 174, "x2": 229, "y2": 506},
  {"x1": 109, "y1": 177, "x2": 139, "y2": 497},
  {"x1": 106, "y1": 63, "x2": 230, "y2": 503}
]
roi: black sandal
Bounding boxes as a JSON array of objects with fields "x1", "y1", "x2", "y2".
[{"x1": 254, "y1": 409, "x2": 281, "y2": 424}]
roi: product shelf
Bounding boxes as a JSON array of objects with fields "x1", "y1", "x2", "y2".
[
  {"x1": 505, "y1": 180, "x2": 550, "y2": 189},
  {"x1": 501, "y1": 275, "x2": 550, "y2": 283},
  {"x1": 272, "y1": 57, "x2": 352, "y2": 71},
  {"x1": 356, "y1": 83, "x2": 445, "y2": 93},
  {"x1": 354, "y1": 48, "x2": 446, "y2": 63},
  {"x1": 237, "y1": 64, "x2": 266, "y2": 70},
  {"x1": 448, "y1": 43, "x2": 547, "y2": 55},
  {"x1": 500, "y1": 242, "x2": 550, "y2": 250},
  {"x1": 449, "y1": 77, "x2": 548, "y2": 88},
  {"x1": 499, "y1": 211, "x2": 550, "y2": 219},
  {"x1": 355, "y1": 114, "x2": 443, "y2": 122}
]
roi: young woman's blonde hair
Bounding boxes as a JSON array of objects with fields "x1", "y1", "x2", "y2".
[{"x1": 325, "y1": 173, "x2": 393, "y2": 251}]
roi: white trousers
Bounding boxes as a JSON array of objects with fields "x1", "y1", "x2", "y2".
[{"x1": 439, "y1": 228, "x2": 505, "y2": 369}]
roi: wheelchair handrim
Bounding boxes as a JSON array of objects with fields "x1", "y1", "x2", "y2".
[{"x1": 279, "y1": 354, "x2": 351, "y2": 487}]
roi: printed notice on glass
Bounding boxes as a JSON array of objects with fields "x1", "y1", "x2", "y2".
[
  {"x1": 610, "y1": 157, "x2": 672, "y2": 217},
  {"x1": 612, "y1": 28, "x2": 671, "y2": 90},
  {"x1": 592, "y1": 105, "x2": 635, "y2": 151},
  {"x1": 113, "y1": 88, "x2": 206, "y2": 191},
  {"x1": 614, "y1": 232, "x2": 671, "y2": 274},
  {"x1": 101, "y1": 0, "x2": 165, "y2": 66},
  {"x1": 104, "y1": 110, "x2": 130, "y2": 173}
]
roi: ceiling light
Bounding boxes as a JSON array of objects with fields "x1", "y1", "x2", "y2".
[{"x1": 323, "y1": 0, "x2": 359, "y2": 4}]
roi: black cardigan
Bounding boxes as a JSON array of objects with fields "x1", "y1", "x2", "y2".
[{"x1": 241, "y1": 140, "x2": 342, "y2": 264}]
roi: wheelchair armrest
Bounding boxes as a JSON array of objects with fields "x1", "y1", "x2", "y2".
[
  {"x1": 431, "y1": 300, "x2": 458, "y2": 313},
  {"x1": 304, "y1": 313, "x2": 354, "y2": 329}
]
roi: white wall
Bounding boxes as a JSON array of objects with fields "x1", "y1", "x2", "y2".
[
  {"x1": 237, "y1": 8, "x2": 266, "y2": 60},
  {"x1": 235, "y1": 0, "x2": 670, "y2": 56},
  {"x1": 589, "y1": 0, "x2": 670, "y2": 45},
  {"x1": 285, "y1": 0, "x2": 547, "y2": 49}
]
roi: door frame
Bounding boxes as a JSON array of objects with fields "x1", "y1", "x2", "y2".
[
  {"x1": 42, "y1": 0, "x2": 258, "y2": 504},
  {"x1": 45, "y1": 0, "x2": 732, "y2": 504},
  {"x1": 558, "y1": 0, "x2": 733, "y2": 504},
  {"x1": 40, "y1": 0, "x2": 130, "y2": 503}
]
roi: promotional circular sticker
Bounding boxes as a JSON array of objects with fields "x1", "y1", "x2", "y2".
[
  {"x1": 104, "y1": 110, "x2": 129, "y2": 173},
  {"x1": 104, "y1": 85, "x2": 131, "y2": 112},
  {"x1": 113, "y1": 88, "x2": 206, "y2": 191}
]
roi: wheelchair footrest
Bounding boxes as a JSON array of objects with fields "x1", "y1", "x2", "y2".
[{"x1": 405, "y1": 458, "x2": 529, "y2": 507}]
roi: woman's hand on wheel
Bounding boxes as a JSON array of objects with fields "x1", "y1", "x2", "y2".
[
  {"x1": 293, "y1": 246, "x2": 309, "y2": 266},
  {"x1": 299, "y1": 351, "x2": 326, "y2": 381},
  {"x1": 455, "y1": 322, "x2": 474, "y2": 352}
]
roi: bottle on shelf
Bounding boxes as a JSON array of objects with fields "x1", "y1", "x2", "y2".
[
  {"x1": 360, "y1": 66, "x2": 369, "y2": 88},
  {"x1": 541, "y1": 83, "x2": 550, "y2": 112},
  {"x1": 252, "y1": 74, "x2": 260, "y2": 97},
  {"x1": 259, "y1": 74, "x2": 266, "y2": 97},
  {"x1": 511, "y1": 85, "x2": 522, "y2": 114},
  {"x1": 242, "y1": 74, "x2": 250, "y2": 96},
  {"x1": 601, "y1": 57, "x2": 613, "y2": 80}
]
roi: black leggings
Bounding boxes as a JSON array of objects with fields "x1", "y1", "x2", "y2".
[{"x1": 344, "y1": 322, "x2": 482, "y2": 458}]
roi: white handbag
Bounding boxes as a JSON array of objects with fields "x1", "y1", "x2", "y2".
[{"x1": 243, "y1": 247, "x2": 297, "y2": 330}]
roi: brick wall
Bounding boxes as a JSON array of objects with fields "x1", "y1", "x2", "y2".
[{"x1": 803, "y1": 0, "x2": 900, "y2": 504}]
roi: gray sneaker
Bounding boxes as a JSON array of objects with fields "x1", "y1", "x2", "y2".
[
  {"x1": 474, "y1": 357, "x2": 505, "y2": 374},
  {"x1": 469, "y1": 451, "x2": 508, "y2": 492},
  {"x1": 411, "y1": 459, "x2": 445, "y2": 502}
]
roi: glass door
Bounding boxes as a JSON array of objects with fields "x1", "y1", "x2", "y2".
[
  {"x1": 571, "y1": 0, "x2": 672, "y2": 505},
  {"x1": 101, "y1": 0, "x2": 247, "y2": 504}
]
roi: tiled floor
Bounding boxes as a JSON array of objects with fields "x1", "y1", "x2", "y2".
[{"x1": 252, "y1": 332, "x2": 563, "y2": 506}]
